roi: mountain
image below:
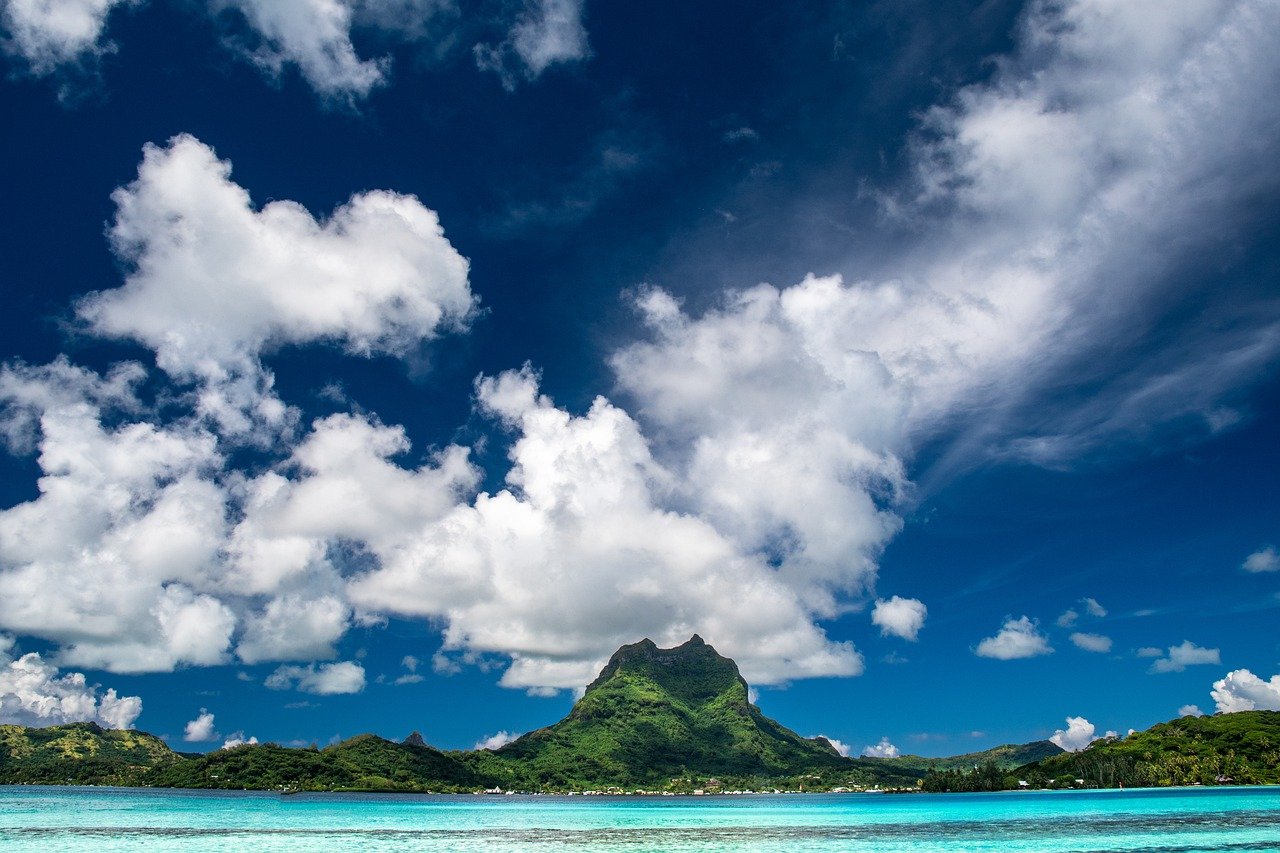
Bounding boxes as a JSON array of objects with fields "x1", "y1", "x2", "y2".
[
  {"x1": 16, "y1": 636, "x2": 1251, "y2": 794},
  {"x1": 147, "y1": 733, "x2": 483, "y2": 792},
  {"x1": 877, "y1": 740, "x2": 1064, "y2": 774},
  {"x1": 460, "y1": 635, "x2": 916, "y2": 790},
  {"x1": 1027, "y1": 710, "x2": 1280, "y2": 788},
  {"x1": 0, "y1": 722, "x2": 181, "y2": 785},
  {"x1": 922, "y1": 710, "x2": 1280, "y2": 792}
]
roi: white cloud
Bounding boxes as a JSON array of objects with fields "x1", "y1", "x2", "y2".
[
  {"x1": 79, "y1": 134, "x2": 475, "y2": 440},
  {"x1": 236, "y1": 594, "x2": 350, "y2": 664},
  {"x1": 474, "y1": 730, "x2": 520, "y2": 750},
  {"x1": 861, "y1": 736, "x2": 899, "y2": 758},
  {"x1": 208, "y1": 0, "x2": 386, "y2": 99},
  {"x1": 265, "y1": 660, "x2": 365, "y2": 694},
  {"x1": 1070, "y1": 632, "x2": 1112, "y2": 654},
  {"x1": 975, "y1": 617, "x2": 1053, "y2": 660},
  {"x1": 1211, "y1": 669, "x2": 1280, "y2": 713},
  {"x1": 0, "y1": 0, "x2": 130, "y2": 76},
  {"x1": 1056, "y1": 609, "x2": 1079, "y2": 629},
  {"x1": 401, "y1": 654, "x2": 419, "y2": 672},
  {"x1": 871, "y1": 596, "x2": 927, "y2": 641},
  {"x1": 221, "y1": 731, "x2": 259, "y2": 749},
  {"x1": 1136, "y1": 647, "x2": 1164, "y2": 658},
  {"x1": 183, "y1": 709, "x2": 218, "y2": 742},
  {"x1": 474, "y1": 0, "x2": 588, "y2": 89},
  {"x1": 1178, "y1": 704, "x2": 1204, "y2": 718},
  {"x1": 347, "y1": 367, "x2": 864, "y2": 689},
  {"x1": 1050, "y1": 716, "x2": 1115, "y2": 752},
  {"x1": 0, "y1": 640, "x2": 142, "y2": 729},
  {"x1": 1082, "y1": 598, "x2": 1107, "y2": 618},
  {"x1": 1243, "y1": 546, "x2": 1279, "y2": 573},
  {"x1": 1149, "y1": 641, "x2": 1221, "y2": 674},
  {"x1": 0, "y1": 363, "x2": 236, "y2": 674}
]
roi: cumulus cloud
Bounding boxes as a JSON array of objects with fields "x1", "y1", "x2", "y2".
[
  {"x1": 344, "y1": 367, "x2": 864, "y2": 689},
  {"x1": 1070, "y1": 632, "x2": 1113, "y2": 654},
  {"x1": 183, "y1": 709, "x2": 218, "y2": 742},
  {"x1": 475, "y1": 0, "x2": 588, "y2": 89},
  {"x1": 871, "y1": 596, "x2": 927, "y2": 641},
  {"x1": 6, "y1": 0, "x2": 1280, "y2": 696},
  {"x1": 221, "y1": 731, "x2": 259, "y2": 749},
  {"x1": 861, "y1": 736, "x2": 899, "y2": 758},
  {"x1": 1243, "y1": 546, "x2": 1279, "y2": 573},
  {"x1": 264, "y1": 660, "x2": 365, "y2": 694},
  {"x1": 1211, "y1": 669, "x2": 1280, "y2": 713},
  {"x1": 1178, "y1": 704, "x2": 1204, "y2": 718},
  {"x1": 208, "y1": 0, "x2": 386, "y2": 100},
  {"x1": 79, "y1": 134, "x2": 474, "y2": 440},
  {"x1": 1149, "y1": 641, "x2": 1221, "y2": 674},
  {"x1": 0, "y1": 0, "x2": 130, "y2": 76},
  {"x1": 0, "y1": 640, "x2": 142, "y2": 728},
  {"x1": 474, "y1": 730, "x2": 520, "y2": 750},
  {"x1": 975, "y1": 617, "x2": 1053, "y2": 660},
  {"x1": 0, "y1": 361, "x2": 235, "y2": 674},
  {"x1": 1050, "y1": 716, "x2": 1115, "y2": 752}
]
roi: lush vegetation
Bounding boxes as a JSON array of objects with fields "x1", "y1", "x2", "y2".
[
  {"x1": 458, "y1": 635, "x2": 900, "y2": 791},
  {"x1": 0, "y1": 722, "x2": 181, "y2": 786},
  {"x1": 921, "y1": 711, "x2": 1280, "y2": 792},
  {"x1": 148, "y1": 734, "x2": 483, "y2": 792},
  {"x1": 879, "y1": 740, "x2": 1063, "y2": 774},
  {"x1": 4, "y1": 642, "x2": 1276, "y2": 795}
]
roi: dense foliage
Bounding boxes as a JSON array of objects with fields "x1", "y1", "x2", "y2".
[
  {"x1": 0, "y1": 723, "x2": 180, "y2": 786},
  {"x1": 459, "y1": 636, "x2": 882, "y2": 790},
  {"x1": 922, "y1": 711, "x2": 1280, "y2": 792},
  {"x1": 880, "y1": 741, "x2": 1064, "y2": 774},
  {"x1": 4, "y1": 644, "x2": 1276, "y2": 795}
]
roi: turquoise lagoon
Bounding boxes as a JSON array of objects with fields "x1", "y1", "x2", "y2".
[{"x1": 2, "y1": 785, "x2": 1278, "y2": 852}]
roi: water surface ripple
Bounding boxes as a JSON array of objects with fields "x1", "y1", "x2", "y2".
[{"x1": 2, "y1": 785, "x2": 1277, "y2": 852}]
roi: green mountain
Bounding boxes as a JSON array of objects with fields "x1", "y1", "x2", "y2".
[
  {"x1": 1029, "y1": 710, "x2": 1280, "y2": 788},
  {"x1": 878, "y1": 740, "x2": 1064, "y2": 774},
  {"x1": 0, "y1": 722, "x2": 181, "y2": 786},
  {"x1": 148, "y1": 733, "x2": 483, "y2": 792},
  {"x1": 461, "y1": 635, "x2": 886, "y2": 790},
  {"x1": 922, "y1": 710, "x2": 1280, "y2": 792},
  {"x1": 10, "y1": 638, "x2": 1264, "y2": 795}
]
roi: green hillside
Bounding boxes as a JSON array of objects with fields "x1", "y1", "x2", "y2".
[
  {"x1": 9, "y1": 638, "x2": 1261, "y2": 795},
  {"x1": 0, "y1": 722, "x2": 180, "y2": 785},
  {"x1": 922, "y1": 711, "x2": 1280, "y2": 792},
  {"x1": 1030, "y1": 710, "x2": 1280, "y2": 788},
  {"x1": 147, "y1": 733, "x2": 483, "y2": 792},
  {"x1": 458, "y1": 635, "x2": 916, "y2": 790},
  {"x1": 879, "y1": 740, "x2": 1064, "y2": 773}
]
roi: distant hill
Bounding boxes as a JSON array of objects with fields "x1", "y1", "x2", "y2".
[
  {"x1": 0, "y1": 722, "x2": 180, "y2": 785},
  {"x1": 459, "y1": 635, "x2": 906, "y2": 790},
  {"x1": 1029, "y1": 710, "x2": 1280, "y2": 788},
  {"x1": 922, "y1": 711, "x2": 1280, "y2": 792},
  {"x1": 148, "y1": 733, "x2": 483, "y2": 792},
  {"x1": 878, "y1": 740, "x2": 1064, "y2": 773},
  {"x1": 9, "y1": 637, "x2": 1264, "y2": 794}
]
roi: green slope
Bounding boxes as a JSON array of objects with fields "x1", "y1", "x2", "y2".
[
  {"x1": 0, "y1": 722, "x2": 181, "y2": 785},
  {"x1": 879, "y1": 740, "x2": 1064, "y2": 773},
  {"x1": 922, "y1": 711, "x2": 1280, "y2": 792},
  {"x1": 146, "y1": 733, "x2": 484, "y2": 791},
  {"x1": 1029, "y1": 710, "x2": 1280, "y2": 788},
  {"x1": 459, "y1": 635, "x2": 913, "y2": 790}
]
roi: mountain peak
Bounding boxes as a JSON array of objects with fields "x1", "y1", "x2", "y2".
[{"x1": 583, "y1": 635, "x2": 744, "y2": 707}]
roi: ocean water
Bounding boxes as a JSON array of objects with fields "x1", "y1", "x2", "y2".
[{"x1": 1, "y1": 785, "x2": 1278, "y2": 852}]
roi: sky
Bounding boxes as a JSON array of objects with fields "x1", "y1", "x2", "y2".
[{"x1": 0, "y1": 0, "x2": 1278, "y2": 759}]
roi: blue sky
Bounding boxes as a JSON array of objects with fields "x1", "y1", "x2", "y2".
[{"x1": 0, "y1": 0, "x2": 1278, "y2": 759}]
